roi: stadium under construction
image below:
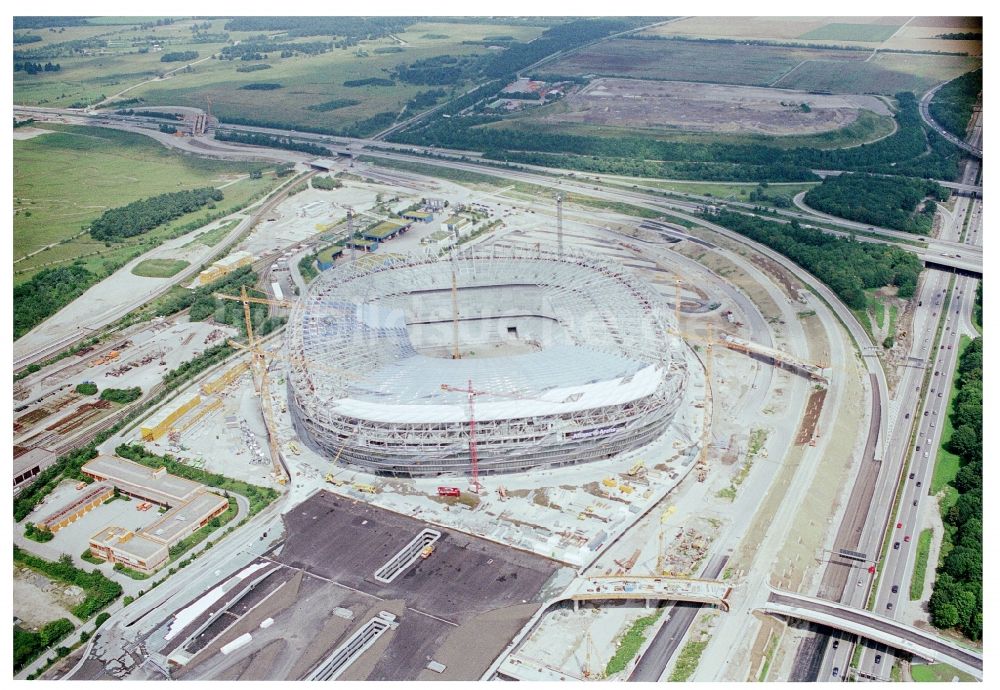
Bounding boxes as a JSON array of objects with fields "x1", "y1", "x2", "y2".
[{"x1": 285, "y1": 246, "x2": 698, "y2": 478}]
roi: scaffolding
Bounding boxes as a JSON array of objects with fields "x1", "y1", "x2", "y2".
[{"x1": 285, "y1": 246, "x2": 696, "y2": 477}]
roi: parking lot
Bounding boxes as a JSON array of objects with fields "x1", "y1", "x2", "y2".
[{"x1": 175, "y1": 490, "x2": 567, "y2": 680}]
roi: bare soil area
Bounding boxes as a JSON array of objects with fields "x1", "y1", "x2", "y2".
[
  {"x1": 795, "y1": 389, "x2": 827, "y2": 446},
  {"x1": 13, "y1": 567, "x2": 85, "y2": 629},
  {"x1": 534, "y1": 79, "x2": 889, "y2": 136}
]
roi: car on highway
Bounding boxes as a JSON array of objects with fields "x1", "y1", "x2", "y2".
[
  {"x1": 917, "y1": 481, "x2": 923, "y2": 487},
  {"x1": 897, "y1": 521, "x2": 903, "y2": 528},
  {"x1": 875, "y1": 654, "x2": 882, "y2": 664},
  {"x1": 904, "y1": 535, "x2": 911, "y2": 543},
  {"x1": 832, "y1": 667, "x2": 839, "y2": 677},
  {"x1": 887, "y1": 602, "x2": 893, "y2": 610},
  {"x1": 832, "y1": 640, "x2": 839, "y2": 650},
  {"x1": 924, "y1": 411, "x2": 929, "y2": 416},
  {"x1": 891, "y1": 585, "x2": 899, "y2": 594},
  {"x1": 893, "y1": 542, "x2": 900, "y2": 550},
  {"x1": 913, "y1": 499, "x2": 919, "y2": 506},
  {"x1": 909, "y1": 473, "x2": 915, "y2": 479}
]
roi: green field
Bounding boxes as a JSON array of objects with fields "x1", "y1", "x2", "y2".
[
  {"x1": 15, "y1": 19, "x2": 547, "y2": 134},
  {"x1": 182, "y1": 220, "x2": 241, "y2": 248},
  {"x1": 799, "y1": 23, "x2": 900, "y2": 42},
  {"x1": 14, "y1": 125, "x2": 275, "y2": 286},
  {"x1": 931, "y1": 334, "x2": 973, "y2": 493},
  {"x1": 911, "y1": 663, "x2": 977, "y2": 682},
  {"x1": 910, "y1": 528, "x2": 933, "y2": 600},
  {"x1": 774, "y1": 55, "x2": 980, "y2": 96},
  {"x1": 490, "y1": 108, "x2": 896, "y2": 151},
  {"x1": 131, "y1": 258, "x2": 189, "y2": 277}
]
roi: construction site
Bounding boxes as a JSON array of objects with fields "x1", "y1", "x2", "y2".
[{"x1": 39, "y1": 156, "x2": 850, "y2": 683}]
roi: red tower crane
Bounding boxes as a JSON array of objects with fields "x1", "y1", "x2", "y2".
[{"x1": 440, "y1": 380, "x2": 533, "y2": 494}]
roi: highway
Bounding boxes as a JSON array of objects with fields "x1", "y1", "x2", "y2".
[
  {"x1": 13, "y1": 105, "x2": 982, "y2": 276},
  {"x1": 919, "y1": 80, "x2": 983, "y2": 158},
  {"x1": 811, "y1": 107, "x2": 982, "y2": 682}
]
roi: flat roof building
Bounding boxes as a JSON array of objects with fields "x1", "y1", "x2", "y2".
[
  {"x1": 82, "y1": 454, "x2": 202, "y2": 506},
  {"x1": 38, "y1": 482, "x2": 114, "y2": 533},
  {"x1": 90, "y1": 526, "x2": 169, "y2": 574},
  {"x1": 198, "y1": 251, "x2": 253, "y2": 286},
  {"x1": 143, "y1": 490, "x2": 229, "y2": 545},
  {"x1": 14, "y1": 447, "x2": 57, "y2": 491}
]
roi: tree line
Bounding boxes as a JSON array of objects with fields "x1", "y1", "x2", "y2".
[
  {"x1": 214, "y1": 129, "x2": 332, "y2": 156},
  {"x1": 160, "y1": 51, "x2": 198, "y2": 63},
  {"x1": 89, "y1": 187, "x2": 223, "y2": 241},
  {"x1": 391, "y1": 91, "x2": 963, "y2": 183},
  {"x1": 929, "y1": 68, "x2": 982, "y2": 140},
  {"x1": 928, "y1": 336, "x2": 982, "y2": 640},
  {"x1": 13, "y1": 548, "x2": 123, "y2": 620},
  {"x1": 222, "y1": 16, "x2": 412, "y2": 40},
  {"x1": 14, "y1": 61, "x2": 61, "y2": 74},
  {"x1": 700, "y1": 210, "x2": 922, "y2": 309},
  {"x1": 14, "y1": 265, "x2": 95, "y2": 340},
  {"x1": 804, "y1": 174, "x2": 948, "y2": 234}
]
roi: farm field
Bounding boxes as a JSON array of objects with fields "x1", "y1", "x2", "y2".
[
  {"x1": 638, "y1": 15, "x2": 978, "y2": 52},
  {"x1": 544, "y1": 37, "x2": 980, "y2": 97},
  {"x1": 774, "y1": 52, "x2": 981, "y2": 95},
  {"x1": 798, "y1": 22, "x2": 901, "y2": 42},
  {"x1": 541, "y1": 39, "x2": 871, "y2": 87},
  {"x1": 13, "y1": 124, "x2": 269, "y2": 285}
]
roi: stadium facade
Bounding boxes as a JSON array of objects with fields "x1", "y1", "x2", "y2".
[{"x1": 286, "y1": 246, "x2": 692, "y2": 477}]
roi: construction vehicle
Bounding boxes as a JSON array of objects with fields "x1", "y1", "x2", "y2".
[
  {"x1": 420, "y1": 544, "x2": 435, "y2": 559},
  {"x1": 627, "y1": 460, "x2": 645, "y2": 477},
  {"x1": 354, "y1": 483, "x2": 377, "y2": 494},
  {"x1": 602, "y1": 477, "x2": 617, "y2": 488},
  {"x1": 287, "y1": 440, "x2": 301, "y2": 455},
  {"x1": 498, "y1": 484, "x2": 508, "y2": 501},
  {"x1": 619, "y1": 484, "x2": 634, "y2": 495},
  {"x1": 324, "y1": 473, "x2": 345, "y2": 486},
  {"x1": 437, "y1": 486, "x2": 461, "y2": 497}
]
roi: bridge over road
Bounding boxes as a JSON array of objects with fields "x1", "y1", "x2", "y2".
[
  {"x1": 759, "y1": 588, "x2": 982, "y2": 679},
  {"x1": 565, "y1": 575, "x2": 732, "y2": 612}
]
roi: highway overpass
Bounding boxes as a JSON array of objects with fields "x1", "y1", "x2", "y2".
[
  {"x1": 760, "y1": 589, "x2": 983, "y2": 679},
  {"x1": 565, "y1": 575, "x2": 732, "y2": 612}
]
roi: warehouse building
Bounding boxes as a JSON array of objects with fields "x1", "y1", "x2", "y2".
[
  {"x1": 81, "y1": 454, "x2": 202, "y2": 506},
  {"x1": 89, "y1": 526, "x2": 169, "y2": 574},
  {"x1": 140, "y1": 393, "x2": 201, "y2": 442},
  {"x1": 81, "y1": 454, "x2": 230, "y2": 574},
  {"x1": 13, "y1": 447, "x2": 57, "y2": 491},
  {"x1": 401, "y1": 210, "x2": 434, "y2": 223},
  {"x1": 37, "y1": 482, "x2": 114, "y2": 533},
  {"x1": 197, "y1": 250, "x2": 253, "y2": 286}
]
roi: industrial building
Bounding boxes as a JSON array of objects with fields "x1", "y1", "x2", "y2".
[
  {"x1": 140, "y1": 393, "x2": 201, "y2": 442},
  {"x1": 197, "y1": 251, "x2": 253, "y2": 286},
  {"x1": 441, "y1": 215, "x2": 471, "y2": 236},
  {"x1": 37, "y1": 482, "x2": 114, "y2": 533},
  {"x1": 82, "y1": 454, "x2": 202, "y2": 506},
  {"x1": 401, "y1": 210, "x2": 434, "y2": 223},
  {"x1": 13, "y1": 447, "x2": 57, "y2": 491},
  {"x1": 80, "y1": 454, "x2": 230, "y2": 574},
  {"x1": 362, "y1": 220, "x2": 409, "y2": 243},
  {"x1": 89, "y1": 526, "x2": 169, "y2": 574},
  {"x1": 286, "y1": 246, "x2": 692, "y2": 477}
]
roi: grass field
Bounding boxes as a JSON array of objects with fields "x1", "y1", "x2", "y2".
[
  {"x1": 131, "y1": 258, "x2": 190, "y2": 277},
  {"x1": 21, "y1": 20, "x2": 547, "y2": 135},
  {"x1": 799, "y1": 23, "x2": 900, "y2": 43},
  {"x1": 909, "y1": 528, "x2": 933, "y2": 600},
  {"x1": 489, "y1": 107, "x2": 896, "y2": 150},
  {"x1": 182, "y1": 220, "x2": 241, "y2": 248},
  {"x1": 910, "y1": 662, "x2": 977, "y2": 682},
  {"x1": 930, "y1": 334, "x2": 972, "y2": 493},
  {"x1": 14, "y1": 124, "x2": 273, "y2": 285}
]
